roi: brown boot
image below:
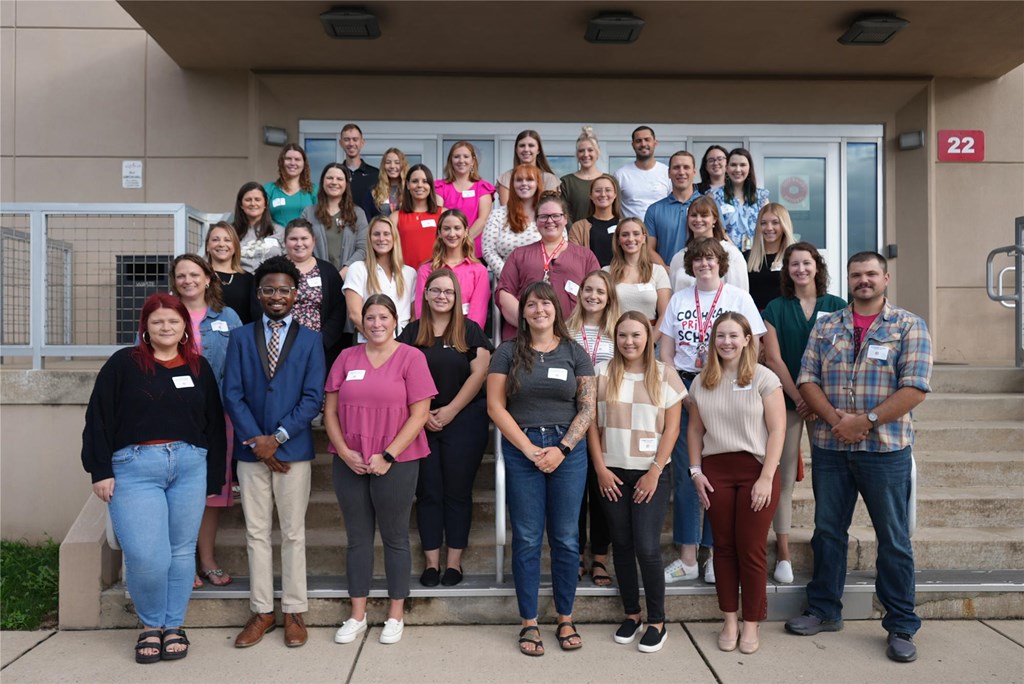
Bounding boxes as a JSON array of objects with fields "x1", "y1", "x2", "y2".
[
  {"x1": 283, "y1": 612, "x2": 308, "y2": 648},
  {"x1": 234, "y1": 612, "x2": 276, "y2": 648}
]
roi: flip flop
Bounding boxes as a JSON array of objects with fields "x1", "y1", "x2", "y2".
[
  {"x1": 201, "y1": 568, "x2": 232, "y2": 586},
  {"x1": 518, "y1": 625, "x2": 544, "y2": 656},
  {"x1": 192, "y1": 575, "x2": 204, "y2": 589}
]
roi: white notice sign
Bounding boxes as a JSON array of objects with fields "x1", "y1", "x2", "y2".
[{"x1": 122, "y1": 161, "x2": 143, "y2": 189}]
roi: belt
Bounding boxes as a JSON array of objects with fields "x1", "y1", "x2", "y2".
[{"x1": 677, "y1": 369, "x2": 698, "y2": 381}]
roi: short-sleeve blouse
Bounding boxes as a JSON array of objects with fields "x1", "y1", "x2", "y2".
[
  {"x1": 488, "y1": 338, "x2": 594, "y2": 428},
  {"x1": 605, "y1": 263, "x2": 670, "y2": 321},
  {"x1": 292, "y1": 262, "x2": 323, "y2": 333},
  {"x1": 397, "y1": 319, "x2": 493, "y2": 408},
  {"x1": 325, "y1": 344, "x2": 438, "y2": 463}
]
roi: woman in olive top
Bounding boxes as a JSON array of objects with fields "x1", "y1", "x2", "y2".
[
  {"x1": 568, "y1": 174, "x2": 623, "y2": 267},
  {"x1": 761, "y1": 241, "x2": 846, "y2": 584},
  {"x1": 559, "y1": 126, "x2": 603, "y2": 223}
]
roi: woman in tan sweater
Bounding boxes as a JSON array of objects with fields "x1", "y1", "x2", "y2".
[{"x1": 688, "y1": 312, "x2": 785, "y2": 656}]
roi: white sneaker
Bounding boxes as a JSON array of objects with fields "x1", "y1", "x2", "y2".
[
  {"x1": 774, "y1": 560, "x2": 794, "y2": 584},
  {"x1": 703, "y1": 559, "x2": 716, "y2": 584},
  {"x1": 334, "y1": 617, "x2": 367, "y2": 644},
  {"x1": 379, "y1": 618, "x2": 404, "y2": 644},
  {"x1": 664, "y1": 559, "x2": 699, "y2": 583}
]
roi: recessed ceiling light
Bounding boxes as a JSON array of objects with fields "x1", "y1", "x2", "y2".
[
  {"x1": 585, "y1": 12, "x2": 644, "y2": 44},
  {"x1": 838, "y1": 14, "x2": 909, "y2": 46},
  {"x1": 320, "y1": 7, "x2": 381, "y2": 40}
]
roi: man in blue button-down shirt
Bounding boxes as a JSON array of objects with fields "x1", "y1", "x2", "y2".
[{"x1": 643, "y1": 151, "x2": 701, "y2": 267}]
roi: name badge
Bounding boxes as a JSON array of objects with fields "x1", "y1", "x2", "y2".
[
  {"x1": 421, "y1": 219, "x2": 437, "y2": 228},
  {"x1": 564, "y1": 280, "x2": 580, "y2": 296},
  {"x1": 346, "y1": 369, "x2": 366, "y2": 381},
  {"x1": 720, "y1": 204, "x2": 736, "y2": 214},
  {"x1": 211, "y1": 320, "x2": 229, "y2": 332},
  {"x1": 548, "y1": 367, "x2": 568, "y2": 381},
  {"x1": 172, "y1": 375, "x2": 195, "y2": 389},
  {"x1": 816, "y1": 311, "x2": 831, "y2": 320},
  {"x1": 461, "y1": 189, "x2": 476, "y2": 199},
  {"x1": 606, "y1": 224, "x2": 619, "y2": 234},
  {"x1": 771, "y1": 261, "x2": 783, "y2": 272},
  {"x1": 307, "y1": 276, "x2": 322, "y2": 288},
  {"x1": 462, "y1": 303, "x2": 470, "y2": 315},
  {"x1": 733, "y1": 383, "x2": 753, "y2": 392},
  {"x1": 272, "y1": 197, "x2": 286, "y2": 208},
  {"x1": 867, "y1": 344, "x2": 889, "y2": 361},
  {"x1": 637, "y1": 283, "x2": 654, "y2": 292},
  {"x1": 638, "y1": 437, "x2": 657, "y2": 452}
]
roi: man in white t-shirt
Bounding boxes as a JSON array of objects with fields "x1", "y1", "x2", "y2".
[{"x1": 615, "y1": 126, "x2": 671, "y2": 220}]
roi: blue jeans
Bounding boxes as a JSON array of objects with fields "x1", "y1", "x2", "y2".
[
  {"x1": 503, "y1": 426, "x2": 588, "y2": 620},
  {"x1": 806, "y1": 445, "x2": 920, "y2": 635},
  {"x1": 108, "y1": 442, "x2": 207, "y2": 628},
  {"x1": 671, "y1": 376, "x2": 713, "y2": 547}
]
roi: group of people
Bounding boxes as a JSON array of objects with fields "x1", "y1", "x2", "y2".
[{"x1": 80, "y1": 122, "x2": 933, "y2": 665}]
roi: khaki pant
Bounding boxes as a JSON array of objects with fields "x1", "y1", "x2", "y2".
[{"x1": 237, "y1": 460, "x2": 311, "y2": 614}]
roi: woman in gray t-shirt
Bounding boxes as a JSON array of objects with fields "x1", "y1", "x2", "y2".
[{"x1": 487, "y1": 281, "x2": 595, "y2": 656}]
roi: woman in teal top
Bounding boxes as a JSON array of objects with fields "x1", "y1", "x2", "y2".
[
  {"x1": 264, "y1": 143, "x2": 319, "y2": 226},
  {"x1": 761, "y1": 241, "x2": 845, "y2": 585}
]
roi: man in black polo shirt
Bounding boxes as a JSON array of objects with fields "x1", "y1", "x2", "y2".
[{"x1": 340, "y1": 123, "x2": 379, "y2": 220}]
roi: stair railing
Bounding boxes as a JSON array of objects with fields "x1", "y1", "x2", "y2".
[{"x1": 985, "y1": 216, "x2": 1023, "y2": 368}]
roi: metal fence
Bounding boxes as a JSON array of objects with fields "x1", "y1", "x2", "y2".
[{"x1": 0, "y1": 204, "x2": 214, "y2": 368}]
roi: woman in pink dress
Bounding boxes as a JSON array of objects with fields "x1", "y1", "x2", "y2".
[{"x1": 434, "y1": 141, "x2": 495, "y2": 258}]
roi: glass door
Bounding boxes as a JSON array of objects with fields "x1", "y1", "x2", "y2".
[{"x1": 749, "y1": 142, "x2": 842, "y2": 295}]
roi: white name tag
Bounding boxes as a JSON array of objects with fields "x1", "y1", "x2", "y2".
[
  {"x1": 606, "y1": 224, "x2": 619, "y2": 234},
  {"x1": 421, "y1": 219, "x2": 437, "y2": 228},
  {"x1": 733, "y1": 383, "x2": 753, "y2": 392},
  {"x1": 462, "y1": 303, "x2": 470, "y2": 315},
  {"x1": 720, "y1": 204, "x2": 736, "y2": 214},
  {"x1": 638, "y1": 437, "x2": 657, "y2": 452},
  {"x1": 637, "y1": 282, "x2": 655, "y2": 292},
  {"x1": 172, "y1": 375, "x2": 195, "y2": 389},
  {"x1": 867, "y1": 344, "x2": 889, "y2": 361},
  {"x1": 817, "y1": 311, "x2": 831, "y2": 320},
  {"x1": 211, "y1": 320, "x2": 229, "y2": 332},
  {"x1": 547, "y1": 367, "x2": 568, "y2": 381},
  {"x1": 307, "y1": 276, "x2": 322, "y2": 288},
  {"x1": 564, "y1": 280, "x2": 580, "y2": 296},
  {"x1": 461, "y1": 189, "x2": 476, "y2": 199},
  {"x1": 346, "y1": 369, "x2": 366, "y2": 381},
  {"x1": 272, "y1": 197, "x2": 286, "y2": 208},
  {"x1": 771, "y1": 261, "x2": 783, "y2": 272}
]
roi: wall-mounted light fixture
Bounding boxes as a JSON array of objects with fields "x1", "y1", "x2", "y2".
[
  {"x1": 838, "y1": 14, "x2": 908, "y2": 46},
  {"x1": 898, "y1": 130, "x2": 925, "y2": 151},
  {"x1": 585, "y1": 12, "x2": 644, "y2": 44},
  {"x1": 263, "y1": 126, "x2": 288, "y2": 146},
  {"x1": 320, "y1": 7, "x2": 381, "y2": 39}
]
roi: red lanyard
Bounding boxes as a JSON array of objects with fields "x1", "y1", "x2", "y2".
[
  {"x1": 580, "y1": 325, "x2": 601, "y2": 364},
  {"x1": 541, "y1": 238, "x2": 565, "y2": 282},
  {"x1": 695, "y1": 283, "x2": 725, "y2": 349}
]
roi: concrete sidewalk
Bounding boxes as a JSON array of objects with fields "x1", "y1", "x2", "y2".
[{"x1": 2, "y1": 620, "x2": 1022, "y2": 683}]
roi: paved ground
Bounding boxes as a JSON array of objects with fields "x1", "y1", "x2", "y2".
[{"x1": 2, "y1": 620, "x2": 1022, "y2": 683}]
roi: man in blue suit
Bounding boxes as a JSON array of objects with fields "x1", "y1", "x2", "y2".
[{"x1": 224, "y1": 256, "x2": 325, "y2": 649}]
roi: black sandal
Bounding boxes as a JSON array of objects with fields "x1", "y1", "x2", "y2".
[
  {"x1": 590, "y1": 561, "x2": 612, "y2": 587},
  {"x1": 161, "y1": 628, "x2": 190, "y2": 661},
  {"x1": 578, "y1": 559, "x2": 586, "y2": 582},
  {"x1": 135, "y1": 629, "x2": 162, "y2": 664},
  {"x1": 556, "y1": 620, "x2": 583, "y2": 651},
  {"x1": 518, "y1": 625, "x2": 544, "y2": 656}
]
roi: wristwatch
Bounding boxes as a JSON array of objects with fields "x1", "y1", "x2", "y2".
[
  {"x1": 867, "y1": 411, "x2": 879, "y2": 429},
  {"x1": 382, "y1": 450, "x2": 396, "y2": 463},
  {"x1": 557, "y1": 443, "x2": 572, "y2": 457},
  {"x1": 273, "y1": 427, "x2": 289, "y2": 445}
]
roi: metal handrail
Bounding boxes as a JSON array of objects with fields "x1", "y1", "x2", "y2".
[
  {"x1": 491, "y1": 297, "x2": 507, "y2": 583},
  {"x1": 985, "y1": 216, "x2": 1024, "y2": 368}
]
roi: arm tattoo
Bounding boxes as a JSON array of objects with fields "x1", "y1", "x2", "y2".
[{"x1": 563, "y1": 376, "x2": 596, "y2": 448}]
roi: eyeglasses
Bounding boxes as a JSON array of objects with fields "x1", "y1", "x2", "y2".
[
  {"x1": 427, "y1": 287, "x2": 456, "y2": 298},
  {"x1": 537, "y1": 213, "x2": 565, "y2": 223},
  {"x1": 258, "y1": 286, "x2": 296, "y2": 297},
  {"x1": 706, "y1": 156, "x2": 727, "y2": 164}
]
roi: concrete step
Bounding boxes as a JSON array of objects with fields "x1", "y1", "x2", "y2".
[
  {"x1": 310, "y1": 455, "x2": 498, "y2": 491},
  {"x1": 913, "y1": 393, "x2": 1024, "y2": 422},
  {"x1": 930, "y1": 366, "x2": 1024, "y2": 394},
  {"x1": 912, "y1": 421, "x2": 1023, "y2": 452},
  {"x1": 790, "y1": 484, "x2": 1024, "y2": 528}
]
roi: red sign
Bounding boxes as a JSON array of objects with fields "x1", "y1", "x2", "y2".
[{"x1": 937, "y1": 130, "x2": 985, "y2": 162}]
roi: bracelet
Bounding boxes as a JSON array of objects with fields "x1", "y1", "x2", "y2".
[
  {"x1": 650, "y1": 461, "x2": 664, "y2": 473},
  {"x1": 689, "y1": 465, "x2": 703, "y2": 480}
]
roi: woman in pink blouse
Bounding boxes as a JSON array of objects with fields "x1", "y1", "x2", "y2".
[
  {"x1": 435, "y1": 141, "x2": 495, "y2": 258},
  {"x1": 414, "y1": 209, "x2": 491, "y2": 328},
  {"x1": 324, "y1": 293, "x2": 438, "y2": 646}
]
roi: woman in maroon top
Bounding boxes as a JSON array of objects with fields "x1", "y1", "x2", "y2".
[{"x1": 395, "y1": 164, "x2": 443, "y2": 270}]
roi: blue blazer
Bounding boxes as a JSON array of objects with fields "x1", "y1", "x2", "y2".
[{"x1": 223, "y1": 319, "x2": 325, "y2": 463}]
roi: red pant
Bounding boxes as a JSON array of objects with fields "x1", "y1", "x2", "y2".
[{"x1": 704, "y1": 451, "x2": 780, "y2": 621}]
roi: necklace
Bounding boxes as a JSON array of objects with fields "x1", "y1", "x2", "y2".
[
  {"x1": 218, "y1": 272, "x2": 235, "y2": 286},
  {"x1": 532, "y1": 338, "x2": 559, "y2": 363}
]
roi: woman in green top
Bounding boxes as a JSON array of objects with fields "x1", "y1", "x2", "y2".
[
  {"x1": 264, "y1": 143, "x2": 318, "y2": 226},
  {"x1": 761, "y1": 241, "x2": 846, "y2": 584}
]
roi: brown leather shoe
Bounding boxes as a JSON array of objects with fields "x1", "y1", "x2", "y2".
[
  {"x1": 283, "y1": 612, "x2": 308, "y2": 648},
  {"x1": 234, "y1": 612, "x2": 276, "y2": 648}
]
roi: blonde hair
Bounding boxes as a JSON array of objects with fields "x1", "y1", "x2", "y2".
[
  {"x1": 605, "y1": 311, "x2": 663, "y2": 405},
  {"x1": 372, "y1": 148, "x2": 408, "y2": 207},
  {"x1": 443, "y1": 141, "x2": 482, "y2": 183},
  {"x1": 700, "y1": 312, "x2": 756, "y2": 390},
  {"x1": 609, "y1": 217, "x2": 654, "y2": 285},
  {"x1": 566, "y1": 270, "x2": 620, "y2": 340},
  {"x1": 576, "y1": 125, "x2": 601, "y2": 160},
  {"x1": 365, "y1": 215, "x2": 407, "y2": 299},
  {"x1": 747, "y1": 203, "x2": 796, "y2": 272}
]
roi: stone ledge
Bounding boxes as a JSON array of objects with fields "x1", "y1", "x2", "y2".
[{"x1": 1, "y1": 370, "x2": 97, "y2": 405}]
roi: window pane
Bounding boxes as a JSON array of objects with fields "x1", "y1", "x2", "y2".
[
  {"x1": 364, "y1": 154, "x2": 422, "y2": 168},
  {"x1": 847, "y1": 142, "x2": 879, "y2": 256},
  {"x1": 305, "y1": 138, "x2": 338, "y2": 180},
  {"x1": 608, "y1": 156, "x2": 671, "y2": 176},
  {"x1": 763, "y1": 156, "x2": 827, "y2": 247},
  {"x1": 442, "y1": 139, "x2": 497, "y2": 185},
  {"x1": 546, "y1": 156, "x2": 577, "y2": 179}
]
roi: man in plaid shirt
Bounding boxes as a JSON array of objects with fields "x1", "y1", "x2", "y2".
[{"x1": 784, "y1": 251, "x2": 932, "y2": 664}]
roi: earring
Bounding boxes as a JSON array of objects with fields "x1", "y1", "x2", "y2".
[
  {"x1": 142, "y1": 331, "x2": 151, "y2": 345},
  {"x1": 180, "y1": 330, "x2": 190, "y2": 345}
]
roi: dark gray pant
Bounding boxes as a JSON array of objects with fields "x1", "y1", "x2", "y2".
[{"x1": 332, "y1": 458, "x2": 418, "y2": 599}]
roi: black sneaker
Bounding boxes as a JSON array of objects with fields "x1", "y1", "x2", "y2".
[
  {"x1": 638, "y1": 625, "x2": 667, "y2": 653},
  {"x1": 785, "y1": 611, "x2": 844, "y2": 636},
  {"x1": 613, "y1": 618, "x2": 642, "y2": 644},
  {"x1": 886, "y1": 632, "x2": 917, "y2": 662}
]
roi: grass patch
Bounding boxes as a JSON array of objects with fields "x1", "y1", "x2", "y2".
[{"x1": 1, "y1": 538, "x2": 60, "y2": 630}]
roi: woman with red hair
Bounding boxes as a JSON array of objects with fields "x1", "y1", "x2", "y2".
[{"x1": 81, "y1": 293, "x2": 226, "y2": 664}]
